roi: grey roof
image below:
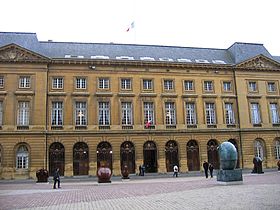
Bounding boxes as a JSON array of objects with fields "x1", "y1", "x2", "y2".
[{"x1": 0, "y1": 32, "x2": 279, "y2": 65}]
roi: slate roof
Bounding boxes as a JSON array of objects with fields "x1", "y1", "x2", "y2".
[{"x1": 0, "y1": 32, "x2": 279, "y2": 65}]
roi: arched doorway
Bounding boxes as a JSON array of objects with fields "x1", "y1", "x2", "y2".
[
  {"x1": 143, "y1": 141, "x2": 158, "y2": 173},
  {"x1": 120, "y1": 141, "x2": 135, "y2": 173},
  {"x1": 73, "y1": 142, "x2": 89, "y2": 176},
  {"x1": 49, "y1": 142, "x2": 65, "y2": 176},
  {"x1": 165, "y1": 140, "x2": 179, "y2": 172},
  {"x1": 97, "y1": 141, "x2": 112, "y2": 171},
  {"x1": 187, "y1": 140, "x2": 200, "y2": 171},
  {"x1": 254, "y1": 139, "x2": 266, "y2": 160},
  {"x1": 207, "y1": 139, "x2": 219, "y2": 169},
  {"x1": 228, "y1": 139, "x2": 240, "y2": 168}
]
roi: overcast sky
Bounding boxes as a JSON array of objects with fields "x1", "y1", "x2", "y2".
[{"x1": 1, "y1": 0, "x2": 279, "y2": 55}]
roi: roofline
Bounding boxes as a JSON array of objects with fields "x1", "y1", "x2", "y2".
[
  {"x1": 227, "y1": 42, "x2": 264, "y2": 50},
  {"x1": 0, "y1": 31, "x2": 37, "y2": 35}
]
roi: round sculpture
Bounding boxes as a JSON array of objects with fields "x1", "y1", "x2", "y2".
[
  {"x1": 97, "y1": 166, "x2": 112, "y2": 183},
  {"x1": 219, "y1": 142, "x2": 237, "y2": 170}
]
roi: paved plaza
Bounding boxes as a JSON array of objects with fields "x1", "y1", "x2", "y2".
[{"x1": 0, "y1": 170, "x2": 279, "y2": 210}]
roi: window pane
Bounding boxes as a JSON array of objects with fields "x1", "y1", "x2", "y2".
[
  {"x1": 186, "y1": 103, "x2": 196, "y2": 125},
  {"x1": 206, "y1": 103, "x2": 216, "y2": 124},
  {"x1": 51, "y1": 102, "x2": 63, "y2": 125},
  {"x1": 144, "y1": 102, "x2": 154, "y2": 124},
  {"x1": 270, "y1": 103, "x2": 280, "y2": 124},
  {"x1": 99, "y1": 102, "x2": 110, "y2": 125},
  {"x1": 75, "y1": 102, "x2": 87, "y2": 125},
  {"x1": 121, "y1": 102, "x2": 132, "y2": 125},
  {"x1": 17, "y1": 102, "x2": 29, "y2": 125},
  {"x1": 251, "y1": 103, "x2": 261, "y2": 124},
  {"x1": 225, "y1": 103, "x2": 235, "y2": 124},
  {"x1": 184, "y1": 81, "x2": 193, "y2": 91},
  {"x1": 165, "y1": 102, "x2": 176, "y2": 125}
]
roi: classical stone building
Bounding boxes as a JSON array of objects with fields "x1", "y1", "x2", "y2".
[{"x1": 0, "y1": 32, "x2": 279, "y2": 179}]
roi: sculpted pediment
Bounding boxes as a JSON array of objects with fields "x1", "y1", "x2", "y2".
[
  {"x1": 236, "y1": 55, "x2": 280, "y2": 70},
  {"x1": 0, "y1": 44, "x2": 49, "y2": 62}
]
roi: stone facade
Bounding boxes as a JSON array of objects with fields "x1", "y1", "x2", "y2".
[{"x1": 0, "y1": 33, "x2": 279, "y2": 179}]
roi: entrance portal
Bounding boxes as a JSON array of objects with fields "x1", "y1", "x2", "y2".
[
  {"x1": 97, "y1": 141, "x2": 112, "y2": 171},
  {"x1": 207, "y1": 139, "x2": 220, "y2": 169},
  {"x1": 165, "y1": 140, "x2": 179, "y2": 172},
  {"x1": 143, "y1": 141, "x2": 158, "y2": 173},
  {"x1": 187, "y1": 140, "x2": 200, "y2": 171},
  {"x1": 120, "y1": 141, "x2": 135, "y2": 173},
  {"x1": 49, "y1": 142, "x2": 65, "y2": 176},
  {"x1": 73, "y1": 142, "x2": 89, "y2": 175}
]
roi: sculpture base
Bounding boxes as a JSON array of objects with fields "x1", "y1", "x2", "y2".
[{"x1": 217, "y1": 169, "x2": 243, "y2": 183}]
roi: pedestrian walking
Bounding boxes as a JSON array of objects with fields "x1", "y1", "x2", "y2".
[
  {"x1": 141, "y1": 164, "x2": 145, "y2": 176},
  {"x1": 173, "y1": 165, "x2": 178, "y2": 177},
  {"x1": 209, "y1": 163, "x2": 214, "y2": 178},
  {"x1": 53, "y1": 168, "x2": 61, "y2": 189},
  {"x1": 139, "y1": 165, "x2": 142, "y2": 176},
  {"x1": 203, "y1": 161, "x2": 209, "y2": 178}
]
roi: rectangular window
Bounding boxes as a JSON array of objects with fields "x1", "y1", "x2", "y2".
[
  {"x1": 270, "y1": 103, "x2": 280, "y2": 124},
  {"x1": 267, "y1": 82, "x2": 276, "y2": 92},
  {"x1": 0, "y1": 101, "x2": 3, "y2": 126},
  {"x1": 19, "y1": 76, "x2": 30, "y2": 88},
  {"x1": 51, "y1": 102, "x2": 63, "y2": 126},
  {"x1": 75, "y1": 102, "x2": 87, "y2": 126},
  {"x1": 223, "y1": 81, "x2": 232, "y2": 92},
  {"x1": 165, "y1": 102, "x2": 176, "y2": 125},
  {"x1": 143, "y1": 79, "x2": 153, "y2": 90},
  {"x1": 250, "y1": 103, "x2": 261, "y2": 124},
  {"x1": 17, "y1": 156, "x2": 28, "y2": 169},
  {"x1": 99, "y1": 78, "x2": 110, "y2": 89},
  {"x1": 99, "y1": 102, "x2": 110, "y2": 125},
  {"x1": 0, "y1": 76, "x2": 4, "y2": 88},
  {"x1": 225, "y1": 103, "x2": 235, "y2": 125},
  {"x1": 76, "y1": 78, "x2": 86, "y2": 89},
  {"x1": 205, "y1": 103, "x2": 216, "y2": 125},
  {"x1": 185, "y1": 102, "x2": 196, "y2": 125},
  {"x1": 204, "y1": 81, "x2": 213, "y2": 91},
  {"x1": 184, "y1": 80, "x2": 194, "y2": 91},
  {"x1": 144, "y1": 102, "x2": 154, "y2": 125},
  {"x1": 121, "y1": 102, "x2": 132, "y2": 125},
  {"x1": 121, "y1": 79, "x2": 132, "y2": 90},
  {"x1": 164, "y1": 80, "x2": 174, "y2": 90},
  {"x1": 17, "y1": 101, "x2": 29, "y2": 126},
  {"x1": 52, "y1": 78, "x2": 63, "y2": 89},
  {"x1": 248, "y1": 81, "x2": 257, "y2": 92}
]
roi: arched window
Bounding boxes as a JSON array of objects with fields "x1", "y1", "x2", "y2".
[
  {"x1": 275, "y1": 140, "x2": 280, "y2": 160},
  {"x1": 254, "y1": 140, "x2": 264, "y2": 160},
  {"x1": 16, "y1": 145, "x2": 29, "y2": 169}
]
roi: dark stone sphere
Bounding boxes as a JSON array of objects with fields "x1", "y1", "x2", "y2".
[{"x1": 219, "y1": 142, "x2": 237, "y2": 170}]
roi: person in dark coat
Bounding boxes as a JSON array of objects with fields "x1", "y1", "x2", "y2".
[
  {"x1": 141, "y1": 164, "x2": 145, "y2": 176},
  {"x1": 139, "y1": 165, "x2": 142, "y2": 176},
  {"x1": 209, "y1": 163, "x2": 214, "y2": 178},
  {"x1": 53, "y1": 168, "x2": 61, "y2": 189},
  {"x1": 203, "y1": 161, "x2": 209, "y2": 178}
]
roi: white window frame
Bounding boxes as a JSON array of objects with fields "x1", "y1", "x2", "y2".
[
  {"x1": 165, "y1": 102, "x2": 176, "y2": 125},
  {"x1": 248, "y1": 81, "x2": 257, "y2": 92},
  {"x1": 223, "y1": 81, "x2": 232, "y2": 92},
  {"x1": 16, "y1": 145, "x2": 29, "y2": 169},
  {"x1": 270, "y1": 103, "x2": 280, "y2": 124},
  {"x1": 225, "y1": 103, "x2": 235, "y2": 125},
  {"x1": 0, "y1": 101, "x2": 2, "y2": 126},
  {"x1": 255, "y1": 140, "x2": 264, "y2": 160},
  {"x1": 75, "y1": 101, "x2": 87, "y2": 126},
  {"x1": 121, "y1": 102, "x2": 133, "y2": 125},
  {"x1": 0, "y1": 76, "x2": 4, "y2": 88},
  {"x1": 164, "y1": 80, "x2": 174, "y2": 91},
  {"x1": 17, "y1": 101, "x2": 29, "y2": 126},
  {"x1": 51, "y1": 102, "x2": 63, "y2": 126},
  {"x1": 275, "y1": 140, "x2": 280, "y2": 160},
  {"x1": 204, "y1": 81, "x2": 213, "y2": 91},
  {"x1": 143, "y1": 79, "x2": 153, "y2": 90},
  {"x1": 267, "y1": 82, "x2": 276, "y2": 92},
  {"x1": 121, "y1": 79, "x2": 132, "y2": 90},
  {"x1": 52, "y1": 77, "x2": 63, "y2": 89},
  {"x1": 143, "y1": 102, "x2": 154, "y2": 125},
  {"x1": 184, "y1": 80, "x2": 194, "y2": 91},
  {"x1": 19, "y1": 76, "x2": 30, "y2": 88},
  {"x1": 99, "y1": 78, "x2": 110, "y2": 89},
  {"x1": 185, "y1": 102, "x2": 196, "y2": 125},
  {"x1": 76, "y1": 78, "x2": 86, "y2": 89},
  {"x1": 99, "y1": 101, "x2": 110, "y2": 125},
  {"x1": 250, "y1": 103, "x2": 261, "y2": 124},
  {"x1": 205, "y1": 103, "x2": 216, "y2": 125}
]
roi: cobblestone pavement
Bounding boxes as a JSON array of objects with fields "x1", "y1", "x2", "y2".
[{"x1": 0, "y1": 171, "x2": 279, "y2": 210}]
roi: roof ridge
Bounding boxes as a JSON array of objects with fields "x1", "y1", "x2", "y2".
[{"x1": 0, "y1": 31, "x2": 36, "y2": 35}]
